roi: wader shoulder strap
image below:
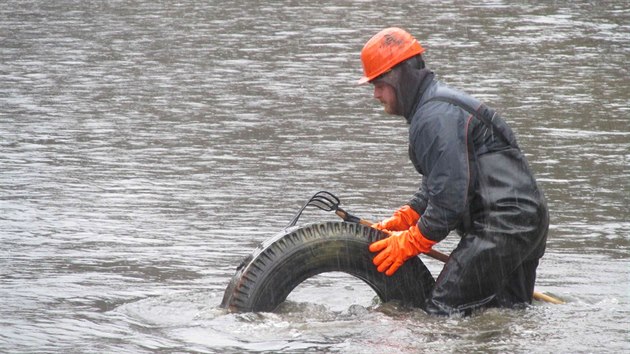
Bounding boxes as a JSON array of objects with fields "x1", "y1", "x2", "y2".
[{"x1": 424, "y1": 96, "x2": 515, "y2": 148}]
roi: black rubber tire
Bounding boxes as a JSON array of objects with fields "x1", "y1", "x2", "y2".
[{"x1": 220, "y1": 221, "x2": 435, "y2": 312}]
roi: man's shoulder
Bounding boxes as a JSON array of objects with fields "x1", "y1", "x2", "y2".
[
  {"x1": 427, "y1": 81, "x2": 478, "y2": 106},
  {"x1": 416, "y1": 82, "x2": 481, "y2": 119}
]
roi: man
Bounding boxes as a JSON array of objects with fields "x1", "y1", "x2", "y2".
[{"x1": 359, "y1": 27, "x2": 549, "y2": 316}]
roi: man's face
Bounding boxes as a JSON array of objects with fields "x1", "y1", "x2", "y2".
[{"x1": 372, "y1": 80, "x2": 397, "y2": 115}]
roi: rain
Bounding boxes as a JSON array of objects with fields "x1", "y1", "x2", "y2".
[{"x1": 1, "y1": 0, "x2": 628, "y2": 352}]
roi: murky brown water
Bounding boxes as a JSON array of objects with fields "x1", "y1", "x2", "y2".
[{"x1": 1, "y1": 1, "x2": 628, "y2": 352}]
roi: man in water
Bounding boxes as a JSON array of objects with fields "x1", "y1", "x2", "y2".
[{"x1": 360, "y1": 27, "x2": 549, "y2": 316}]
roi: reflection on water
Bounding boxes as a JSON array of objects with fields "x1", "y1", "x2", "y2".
[{"x1": 1, "y1": 0, "x2": 628, "y2": 352}]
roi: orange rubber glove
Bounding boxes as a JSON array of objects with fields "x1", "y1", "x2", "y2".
[
  {"x1": 372, "y1": 205, "x2": 420, "y2": 232},
  {"x1": 369, "y1": 225, "x2": 437, "y2": 276}
]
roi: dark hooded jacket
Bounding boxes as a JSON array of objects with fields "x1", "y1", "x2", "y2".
[{"x1": 384, "y1": 58, "x2": 548, "y2": 252}]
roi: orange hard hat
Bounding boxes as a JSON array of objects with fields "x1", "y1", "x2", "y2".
[{"x1": 358, "y1": 27, "x2": 425, "y2": 84}]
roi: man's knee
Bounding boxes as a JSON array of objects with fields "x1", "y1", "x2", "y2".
[
  {"x1": 495, "y1": 258, "x2": 539, "y2": 306},
  {"x1": 424, "y1": 296, "x2": 488, "y2": 317}
]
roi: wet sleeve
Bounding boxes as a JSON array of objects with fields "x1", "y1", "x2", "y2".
[
  {"x1": 408, "y1": 177, "x2": 429, "y2": 215},
  {"x1": 411, "y1": 111, "x2": 471, "y2": 242}
]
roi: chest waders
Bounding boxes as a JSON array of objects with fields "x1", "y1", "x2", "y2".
[{"x1": 421, "y1": 96, "x2": 549, "y2": 316}]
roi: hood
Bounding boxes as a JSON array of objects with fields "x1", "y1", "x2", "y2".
[{"x1": 376, "y1": 56, "x2": 434, "y2": 122}]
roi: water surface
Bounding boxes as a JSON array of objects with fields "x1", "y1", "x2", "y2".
[{"x1": 1, "y1": 1, "x2": 628, "y2": 352}]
